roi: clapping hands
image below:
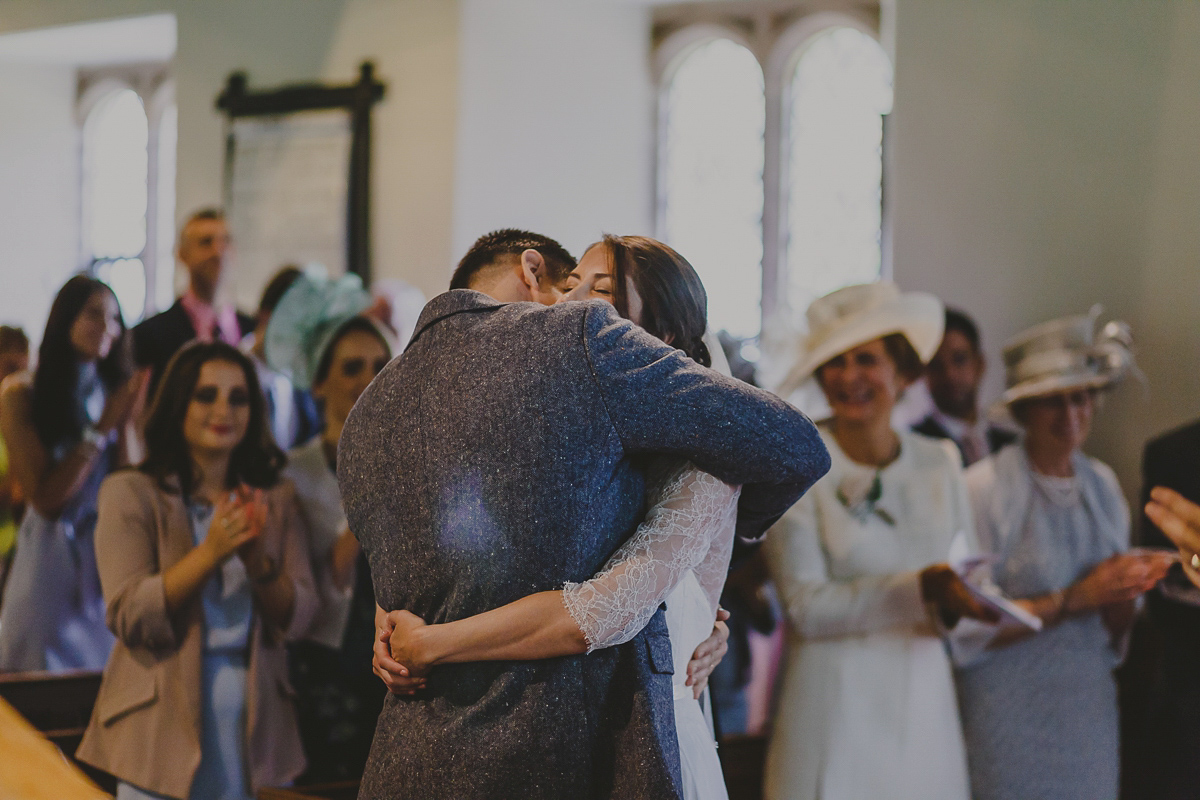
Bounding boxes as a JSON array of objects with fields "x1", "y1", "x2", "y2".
[
  {"x1": 1146, "y1": 486, "x2": 1200, "y2": 588},
  {"x1": 201, "y1": 487, "x2": 268, "y2": 564}
]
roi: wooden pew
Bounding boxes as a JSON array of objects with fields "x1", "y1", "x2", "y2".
[
  {"x1": 255, "y1": 735, "x2": 769, "y2": 800},
  {"x1": 0, "y1": 669, "x2": 116, "y2": 793},
  {"x1": 259, "y1": 782, "x2": 359, "y2": 800},
  {"x1": 0, "y1": 696, "x2": 110, "y2": 799}
]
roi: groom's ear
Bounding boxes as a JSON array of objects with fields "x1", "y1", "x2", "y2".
[
  {"x1": 520, "y1": 249, "x2": 559, "y2": 304},
  {"x1": 520, "y1": 249, "x2": 546, "y2": 289}
]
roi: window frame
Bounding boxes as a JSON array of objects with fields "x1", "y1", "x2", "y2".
[
  {"x1": 653, "y1": 24, "x2": 766, "y2": 341},
  {"x1": 652, "y1": 4, "x2": 889, "y2": 339},
  {"x1": 77, "y1": 65, "x2": 174, "y2": 325}
]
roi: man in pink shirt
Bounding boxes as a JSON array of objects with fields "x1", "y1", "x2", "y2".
[{"x1": 133, "y1": 208, "x2": 254, "y2": 393}]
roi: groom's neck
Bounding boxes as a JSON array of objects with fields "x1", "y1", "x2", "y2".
[{"x1": 468, "y1": 272, "x2": 529, "y2": 304}]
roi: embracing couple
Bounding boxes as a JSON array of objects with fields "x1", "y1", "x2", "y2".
[{"x1": 337, "y1": 230, "x2": 830, "y2": 799}]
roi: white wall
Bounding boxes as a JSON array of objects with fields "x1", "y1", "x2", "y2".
[
  {"x1": 890, "y1": 0, "x2": 1200, "y2": 508},
  {"x1": 319, "y1": 0, "x2": 459, "y2": 299},
  {"x1": 3, "y1": 0, "x2": 1198, "y2": 512},
  {"x1": 453, "y1": 0, "x2": 655, "y2": 263},
  {"x1": 0, "y1": 65, "x2": 81, "y2": 342},
  {"x1": 0, "y1": 0, "x2": 459, "y2": 303}
]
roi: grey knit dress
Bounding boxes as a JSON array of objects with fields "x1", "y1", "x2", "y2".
[{"x1": 958, "y1": 446, "x2": 1129, "y2": 800}]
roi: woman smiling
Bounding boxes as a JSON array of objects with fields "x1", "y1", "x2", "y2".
[
  {"x1": 78, "y1": 342, "x2": 317, "y2": 800},
  {"x1": 763, "y1": 282, "x2": 994, "y2": 800}
]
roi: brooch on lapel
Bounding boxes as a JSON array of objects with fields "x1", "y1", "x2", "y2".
[{"x1": 835, "y1": 470, "x2": 896, "y2": 526}]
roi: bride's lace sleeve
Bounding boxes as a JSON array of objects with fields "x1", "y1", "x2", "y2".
[{"x1": 562, "y1": 463, "x2": 741, "y2": 653}]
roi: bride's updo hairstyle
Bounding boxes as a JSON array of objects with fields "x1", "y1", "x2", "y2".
[{"x1": 592, "y1": 234, "x2": 712, "y2": 368}]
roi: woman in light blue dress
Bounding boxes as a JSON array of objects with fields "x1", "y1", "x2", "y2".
[
  {"x1": 956, "y1": 312, "x2": 1173, "y2": 800},
  {"x1": 79, "y1": 341, "x2": 317, "y2": 800},
  {"x1": 0, "y1": 276, "x2": 143, "y2": 671}
]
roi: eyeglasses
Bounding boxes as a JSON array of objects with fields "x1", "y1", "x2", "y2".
[
  {"x1": 1028, "y1": 389, "x2": 1094, "y2": 409},
  {"x1": 340, "y1": 357, "x2": 390, "y2": 380},
  {"x1": 192, "y1": 385, "x2": 251, "y2": 407}
]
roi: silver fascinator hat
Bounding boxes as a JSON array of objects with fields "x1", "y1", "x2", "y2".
[
  {"x1": 998, "y1": 306, "x2": 1136, "y2": 408},
  {"x1": 776, "y1": 282, "x2": 945, "y2": 396},
  {"x1": 264, "y1": 268, "x2": 396, "y2": 391}
]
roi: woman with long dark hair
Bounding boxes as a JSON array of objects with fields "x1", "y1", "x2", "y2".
[
  {"x1": 0, "y1": 275, "x2": 144, "y2": 671},
  {"x1": 77, "y1": 341, "x2": 317, "y2": 800},
  {"x1": 376, "y1": 235, "x2": 739, "y2": 800}
]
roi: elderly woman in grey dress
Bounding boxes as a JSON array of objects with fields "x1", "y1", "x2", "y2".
[{"x1": 956, "y1": 310, "x2": 1174, "y2": 800}]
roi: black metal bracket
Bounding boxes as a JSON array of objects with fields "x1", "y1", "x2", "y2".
[{"x1": 216, "y1": 62, "x2": 386, "y2": 284}]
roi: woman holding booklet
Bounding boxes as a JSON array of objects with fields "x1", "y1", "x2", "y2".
[
  {"x1": 763, "y1": 283, "x2": 997, "y2": 800},
  {"x1": 957, "y1": 309, "x2": 1173, "y2": 800}
]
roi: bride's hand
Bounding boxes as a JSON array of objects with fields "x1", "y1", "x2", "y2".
[
  {"x1": 372, "y1": 607, "x2": 428, "y2": 695},
  {"x1": 387, "y1": 610, "x2": 434, "y2": 675},
  {"x1": 686, "y1": 609, "x2": 730, "y2": 700}
]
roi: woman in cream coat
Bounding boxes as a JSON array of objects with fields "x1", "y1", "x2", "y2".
[
  {"x1": 78, "y1": 342, "x2": 317, "y2": 800},
  {"x1": 764, "y1": 283, "x2": 993, "y2": 800}
]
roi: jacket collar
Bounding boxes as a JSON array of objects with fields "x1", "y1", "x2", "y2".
[{"x1": 406, "y1": 290, "x2": 506, "y2": 351}]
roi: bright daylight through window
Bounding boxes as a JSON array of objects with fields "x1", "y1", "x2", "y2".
[
  {"x1": 658, "y1": 21, "x2": 892, "y2": 345},
  {"x1": 83, "y1": 88, "x2": 149, "y2": 325},
  {"x1": 660, "y1": 38, "x2": 765, "y2": 340},
  {"x1": 786, "y1": 26, "x2": 892, "y2": 316}
]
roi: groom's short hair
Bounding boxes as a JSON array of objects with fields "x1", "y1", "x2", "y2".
[{"x1": 450, "y1": 229, "x2": 576, "y2": 290}]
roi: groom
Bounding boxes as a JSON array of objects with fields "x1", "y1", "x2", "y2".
[{"x1": 339, "y1": 229, "x2": 830, "y2": 799}]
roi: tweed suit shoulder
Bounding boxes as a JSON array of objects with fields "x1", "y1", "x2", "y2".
[
  {"x1": 340, "y1": 290, "x2": 827, "y2": 799},
  {"x1": 338, "y1": 292, "x2": 684, "y2": 800}
]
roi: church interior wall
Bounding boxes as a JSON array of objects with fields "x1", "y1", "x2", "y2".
[{"x1": 0, "y1": 0, "x2": 1198, "y2": 510}]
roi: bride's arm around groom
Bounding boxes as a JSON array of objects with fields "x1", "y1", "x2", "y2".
[{"x1": 339, "y1": 291, "x2": 829, "y2": 800}]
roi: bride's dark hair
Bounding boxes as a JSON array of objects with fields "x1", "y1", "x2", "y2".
[{"x1": 588, "y1": 234, "x2": 711, "y2": 368}]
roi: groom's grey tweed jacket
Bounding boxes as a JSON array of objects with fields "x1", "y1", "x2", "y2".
[{"x1": 339, "y1": 291, "x2": 829, "y2": 799}]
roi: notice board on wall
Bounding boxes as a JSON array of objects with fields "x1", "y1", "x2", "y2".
[
  {"x1": 217, "y1": 63, "x2": 384, "y2": 308},
  {"x1": 225, "y1": 109, "x2": 352, "y2": 310}
]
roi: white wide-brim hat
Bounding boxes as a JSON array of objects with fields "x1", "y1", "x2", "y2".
[
  {"x1": 776, "y1": 282, "x2": 945, "y2": 396},
  {"x1": 996, "y1": 306, "x2": 1136, "y2": 409}
]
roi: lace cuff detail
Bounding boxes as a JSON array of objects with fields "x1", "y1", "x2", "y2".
[{"x1": 560, "y1": 463, "x2": 740, "y2": 653}]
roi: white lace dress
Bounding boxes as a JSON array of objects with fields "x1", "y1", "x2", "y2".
[{"x1": 562, "y1": 462, "x2": 740, "y2": 800}]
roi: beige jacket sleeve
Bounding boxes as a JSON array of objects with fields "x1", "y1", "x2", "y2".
[
  {"x1": 95, "y1": 471, "x2": 178, "y2": 651},
  {"x1": 273, "y1": 482, "x2": 319, "y2": 642}
]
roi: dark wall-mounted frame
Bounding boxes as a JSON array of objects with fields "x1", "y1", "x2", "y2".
[{"x1": 216, "y1": 62, "x2": 386, "y2": 283}]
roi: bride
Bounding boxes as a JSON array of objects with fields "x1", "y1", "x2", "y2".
[{"x1": 375, "y1": 234, "x2": 739, "y2": 800}]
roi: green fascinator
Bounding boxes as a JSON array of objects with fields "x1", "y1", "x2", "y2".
[{"x1": 264, "y1": 268, "x2": 374, "y2": 391}]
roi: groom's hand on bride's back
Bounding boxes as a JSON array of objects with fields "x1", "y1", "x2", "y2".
[{"x1": 372, "y1": 605, "x2": 429, "y2": 695}]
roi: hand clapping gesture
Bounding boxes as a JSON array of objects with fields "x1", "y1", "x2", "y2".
[
  {"x1": 1146, "y1": 486, "x2": 1200, "y2": 588},
  {"x1": 200, "y1": 487, "x2": 268, "y2": 565}
]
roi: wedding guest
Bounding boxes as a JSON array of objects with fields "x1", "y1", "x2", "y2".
[
  {"x1": 1146, "y1": 487, "x2": 1200, "y2": 588},
  {"x1": 956, "y1": 311, "x2": 1172, "y2": 800},
  {"x1": 243, "y1": 265, "x2": 320, "y2": 449},
  {"x1": 77, "y1": 341, "x2": 316, "y2": 800},
  {"x1": 914, "y1": 307, "x2": 1016, "y2": 465},
  {"x1": 264, "y1": 272, "x2": 394, "y2": 782},
  {"x1": 134, "y1": 208, "x2": 254, "y2": 393},
  {"x1": 0, "y1": 325, "x2": 30, "y2": 598},
  {"x1": 0, "y1": 277, "x2": 144, "y2": 671},
  {"x1": 764, "y1": 283, "x2": 994, "y2": 800},
  {"x1": 1122, "y1": 418, "x2": 1200, "y2": 800}
]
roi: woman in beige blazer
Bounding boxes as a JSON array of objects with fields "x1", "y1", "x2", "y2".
[{"x1": 78, "y1": 341, "x2": 317, "y2": 800}]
